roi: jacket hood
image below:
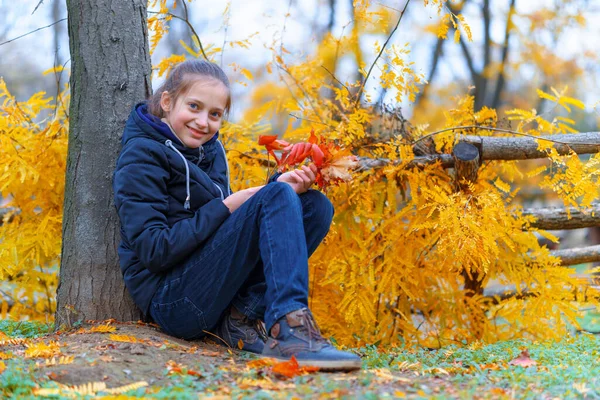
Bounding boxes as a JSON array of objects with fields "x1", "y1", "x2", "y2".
[{"x1": 123, "y1": 103, "x2": 220, "y2": 159}]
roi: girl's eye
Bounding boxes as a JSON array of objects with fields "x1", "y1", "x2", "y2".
[
  {"x1": 211, "y1": 111, "x2": 222, "y2": 118},
  {"x1": 189, "y1": 103, "x2": 198, "y2": 110}
]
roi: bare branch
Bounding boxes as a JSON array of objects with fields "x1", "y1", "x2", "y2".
[
  {"x1": 492, "y1": 0, "x2": 517, "y2": 109},
  {"x1": 552, "y1": 245, "x2": 600, "y2": 266},
  {"x1": 353, "y1": 0, "x2": 411, "y2": 108},
  {"x1": 523, "y1": 205, "x2": 600, "y2": 230},
  {"x1": 148, "y1": 11, "x2": 208, "y2": 60},
  {"x1": 0, "y1": 18, "x2": 66, "y2": 47}
]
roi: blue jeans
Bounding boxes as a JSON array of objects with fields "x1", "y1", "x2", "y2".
[{"x1": 149, "y1": 182, "x2": 334, "y2": 340}]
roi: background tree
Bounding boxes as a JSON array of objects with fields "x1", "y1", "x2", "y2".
[{"x1": 55, "y1": 0, "x2": 152, "y2": 326}]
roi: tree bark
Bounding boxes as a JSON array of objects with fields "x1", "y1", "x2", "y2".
[
  {"x1": 551, "y1": 245, "x2": 600, "y2": 266},
  {"x1": 353, "y1": 132, "x2": 600, "y2": 171},
  {"x1": 523, "y1": 205, "x2": 600, "y2": 230},
  {"x1": 56, "y1": 0, "x2": 152, "y2": 327},
  {"x1": 463, "y1": 132, "x2": 600, "y2": 160},
  {"x1": 453, "y1": 142, "x2": 480, "y2": 191}
]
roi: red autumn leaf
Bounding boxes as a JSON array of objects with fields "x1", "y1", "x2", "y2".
[
  {"x1": 165, "y1": 360, "x2": 202, "y2": 377},
  {"x1": 508, "y1": 349, "x2": 537, "y2": 367},
  {"x1": 271, "y1": 355, "x2": 319, "y2": 378},
  {"x1": 257, "y1": 135, "x2": 278, "y2": 145},
  {"x1": 258, "y1": 128, "x2": 357, "y2": 188}
]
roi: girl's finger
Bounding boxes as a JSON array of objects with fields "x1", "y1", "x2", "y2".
[{"x1": 300, "y1": 165, "x2": 316, "y2": 182}]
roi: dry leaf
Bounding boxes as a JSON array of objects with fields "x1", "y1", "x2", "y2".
[
  {"x1": 108, "y1": 334, "x2": 143, "y2": 344},
  {"x1": 0, "y1": 338, "x2": 28, "y2": 346},
  {"x1": 0, "y1": 352, "x2": 13, "y2": 360},
  {"x1": 24, "y1": 341, "x2": 61, "y2": 358},
  {"x1": 165, "y1": 360, "x2": 202, "y2": 377},
  {"x1": 0, "y1": 361, "x2": 5, "y2": 374},
  {"x1": 36, "y1": 355, "x2": 75, "y2": 367},
  {"x1": 271, "y1": 356, "x2": 319, "y2": 379},
  {"x1": 247, "y1": 357, "x2": 277, "y2": 369},
  {"x1": 508, "y1": 349, "x2": 537, "y2": 367},
  {"x1": 89, "y1": 324, "x2": 117, "y2": 333},
  {"x1": 237, "y1": 338, "x2": 244, "y2": 350}
]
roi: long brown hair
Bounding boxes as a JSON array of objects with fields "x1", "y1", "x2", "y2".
[{"x1": 148, "y1": 60, "x2": 231, "y2": 118}]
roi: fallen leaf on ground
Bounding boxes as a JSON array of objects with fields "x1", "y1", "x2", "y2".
[
  {"x1": 480, "y1": 363, "x2": 502, "y2": 371},
  {"x1": 165, "y1": 360, "x2": 202, "y2": 377},
  {"x1": 508, "y1": 349, "x2": 537, "y2": 367},
  {"x1": 36, "y1": 355, "x2": 74, "y2": 367},
  {"x1": 272, "y1": 356, "x2": 319, "y2": 378},
  {"x1": 108, "y1": 334, "x2": 144, "y2": 344},
  {"x1": 0, "y1": 361, "x2": 5, "y2": 374},
  {"x1": 24, "y1": 341, "x2": 61, "y2": 358},
  {"x1": 247, "y1": 358, "x2": 277, "y2": 369}
]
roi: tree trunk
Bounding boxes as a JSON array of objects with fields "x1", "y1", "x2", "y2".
[{"x1": 56, "y1": 0, "x2": 152, "y2": 328}]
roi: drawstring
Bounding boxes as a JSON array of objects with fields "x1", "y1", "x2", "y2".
[
  {"x1": 165, "y1": 140, "x2": 191, "y2": 210},
  {"x1": 217, "y1": 139, "x2": 231, "y2": 196}
]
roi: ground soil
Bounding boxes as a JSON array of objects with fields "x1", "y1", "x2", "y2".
[{"x1": 3, "y1": 321, "x2": 467, "y2": 398}]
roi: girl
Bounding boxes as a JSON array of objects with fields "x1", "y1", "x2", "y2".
[{"x1": 113, "y1": 60, "x2": 361, "y2": 371}]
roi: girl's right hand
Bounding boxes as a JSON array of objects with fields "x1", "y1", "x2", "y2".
[{"x1": 222, "y1": 185, "x2": 264, "y2": 213}]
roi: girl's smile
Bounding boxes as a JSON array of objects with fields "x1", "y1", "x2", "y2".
[{"x1": 160, "y1": 78, "x2": 229, "y2": 148}]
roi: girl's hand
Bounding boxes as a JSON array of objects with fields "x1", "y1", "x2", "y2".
[
  {"x1": 223, "y1": 185, "x2": 264, "y2": 213},
  {"x1": 277, "y1": 164, "x2": 317, "y2": 194}
]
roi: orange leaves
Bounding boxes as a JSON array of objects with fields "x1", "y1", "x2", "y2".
[
  {"x1": 258, "y1": 129, "x2": 357, "y2": 188},
  {"x1": 165, "y1": 360, "x2": 202, "y2": 377},
  {"x1": 247, "y1": 356, "x2": 319, "y2": 379}
]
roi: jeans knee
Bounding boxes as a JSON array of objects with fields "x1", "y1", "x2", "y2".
[
  {"x1": 302, "y1": 190, "x2": 334, "y2": 226},
  {"x1": 264, "y1": 181, "x2": 300, "y2": 204}
]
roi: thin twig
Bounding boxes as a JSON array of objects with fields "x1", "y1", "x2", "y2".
[
  {"x1": 148, "y1": 11, "x2": 208, "y2": 60},
  {"x1": 0, "y1": 18, "x2": 66, "y2": 47},
  {"x1": 412, "y1": 125, "x2": 600, "y2": 147},
  {"x1": 276, "y1": 64, "x2": 326, "y2": 125},
  {"x1": 32, "y1": 0, "x2": 45, "y2": 15},
  {"x1": 321, "y1": 65, "x2": 352, "y2": 96},
  {"x1": 228, "y1": 149, "x2": 275, "y2": 167},
  {"x1": 220, "y1": 2, "x2": 231, "y2": 68},
  {"x1": 288, "y1": 113, "x2": 336, "y2": 127},
  {"x1": 353, "y1": 0, "x2": 411, "y2": 109}
]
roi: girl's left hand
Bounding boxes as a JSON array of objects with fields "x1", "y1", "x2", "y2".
[{"x1": 277, "y1": 164, "x2": 317, "y2": 194}]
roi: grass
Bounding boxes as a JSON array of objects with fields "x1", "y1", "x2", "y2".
[{"x1": 1, "y1": 320, "x2": 599, "y2": 398}]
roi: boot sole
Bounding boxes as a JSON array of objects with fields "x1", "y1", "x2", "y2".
[{"x1": 263, "y1": 355, "x2": 362, "y2": 371}]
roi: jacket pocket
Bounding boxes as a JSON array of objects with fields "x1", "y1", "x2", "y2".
[{"x1": 150, "y1": 297, "x2": 207, "y2": 340}]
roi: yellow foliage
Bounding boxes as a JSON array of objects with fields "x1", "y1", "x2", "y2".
[
  {"x1": 109, "y1": 334, "x2": 144, "y2": 344},
  {"x1": 2, "y1": 0, "x2": 599, "y2": 350},
  {"x1": 0, "y1": 79, "x2": 67, "y2": 320},
  {"x1": 24, "y1": 341, "x2": 61, "y2": 358}
]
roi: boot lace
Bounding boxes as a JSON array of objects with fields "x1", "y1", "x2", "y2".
[
  {"x1": 252, "y1": 319, "x2": 269, "y2": 342},
  {"x1": 299, "y1": 310, "x2": 328, "y2": 345}
]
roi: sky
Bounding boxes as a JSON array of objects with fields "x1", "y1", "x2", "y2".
[{"x1": 1, "y1": 0, "x2": 599, "y2": 122}]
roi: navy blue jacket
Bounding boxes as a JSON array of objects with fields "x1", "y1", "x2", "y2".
[{"x1": 113, "y1": 103, "x2": 232, "y2": 315}]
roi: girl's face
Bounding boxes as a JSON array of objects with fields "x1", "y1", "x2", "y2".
[{"x1": 160, "y1": 78, "x2": 229, "y2": 148}]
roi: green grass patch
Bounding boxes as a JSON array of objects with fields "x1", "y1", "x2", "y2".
[{"x1": 0, "y1": 320, "x2": 53, "y2": 339}]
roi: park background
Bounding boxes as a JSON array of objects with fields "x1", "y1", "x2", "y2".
[{"x1": 2, "y1": 0, "x2": 600, "y2": 397}]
